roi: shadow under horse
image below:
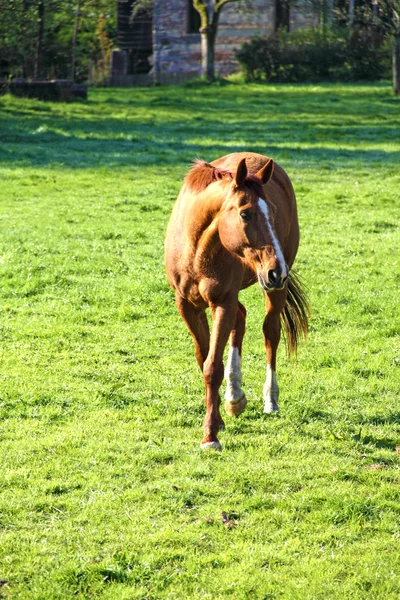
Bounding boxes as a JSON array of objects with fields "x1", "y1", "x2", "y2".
[{"x1": 165, "y1": 152, "x2": 310, "y2": 450}]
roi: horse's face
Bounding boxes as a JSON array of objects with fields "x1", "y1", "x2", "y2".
[{"x1": 219, "y1": 158, "x2": 288, "y2": 291}]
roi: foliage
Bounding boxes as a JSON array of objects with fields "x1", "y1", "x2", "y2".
[
  {"x1": 0, "y1": 82, "x2": 400, "y2": 598},
  {"x1": 0, "y1": 0, "x2": 116, "y2": 82},
  {"x1": 236, "y1": 26, "x2": 391, "y2": 83},
  {"x1": 94, "y1": 11, "x2": 114, "y2": 84}
]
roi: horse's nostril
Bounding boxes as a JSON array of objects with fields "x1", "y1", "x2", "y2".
[{"x1": 268, "y1": 269, "x2": 281, "y2": 286}]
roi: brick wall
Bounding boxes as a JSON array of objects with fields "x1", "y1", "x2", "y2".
[{"x1": 152, "y1": 0, "x2": 318, "y2": 84}]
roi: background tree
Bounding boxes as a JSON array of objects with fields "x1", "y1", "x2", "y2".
[
  {"x1": 394, "y1": 9, "x2": 400, "y2": 94},
  {"x1": 135, "y1": 0, "x2": 255, "y2": 82},
  {"x1": 0, "y1": 0, "x2": 116, "y2": 82},
  {"x1": 380, "y1": 0, "x2": 400, "y2": 94},
  {"x1": 193, "y1": 0, "x2": 258, "y2": 81},
  {"x1": 344, "y1": 0, "x2": 400, "y2": 95},
  {"x1": 0, "y1": 0, "x2": 42, "y2": 78},
  {"x1": 71, "y1": 0, "x2": 81, "y2": 81},
  {"x1": 192, "y1": 0, "x2": 239, "y2": 81}
]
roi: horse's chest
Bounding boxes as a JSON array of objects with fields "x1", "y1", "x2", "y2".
[
  {"x1": 177, "y1": 274, "x2": 231, "y2": 308},
  {"x1": 198, "y1": 277, "x2": 231, "y2": 305},
  {"x1": 175, "y1": 274, "x2": 205, "y2": 307}
]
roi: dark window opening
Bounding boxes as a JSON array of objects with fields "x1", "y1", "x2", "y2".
[
  {"x1": 187, "y1": 0, "x2": 201, "y2": 34},
  {"x1": 275, "y1": 0, "x2": 290, "y2": 32},
  {"x1": 117, "y1": 0, "x2": 153, "y2": 74}
]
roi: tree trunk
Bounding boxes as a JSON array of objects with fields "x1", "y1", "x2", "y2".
[
  {"x1": 393, "y1": 33, "x2": 400, "y2": 96},
  {"x1": 194, "y1": 0, "x2": 228, "y2": 82},
  {"x1": 22, "y1": 0, "x2": 30, "y2": 78},
  {"x1": 34, "y1": 1, "x2": 45, "y2": 79},
  {"x1": 372, "y1": 0, "x2": 378, "y2": 24},
  {"x1": 200, "y1": 26, "x2": 217, "y2": 81},
  {"x1": 348, "y1": 0, "x2": 355, "y2": 26},
  {"x1": 71, "y1": 0, "x2": 81, "y2": 82}
]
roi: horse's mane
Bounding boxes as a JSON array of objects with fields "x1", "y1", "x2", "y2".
[
  {"x1": 184, "y1": 160, "x2": 233, "y2": 195},
  {"x1": 184, "y1": 159, "x2": 265, "y2": 197}
]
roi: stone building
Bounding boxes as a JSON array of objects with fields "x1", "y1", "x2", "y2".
[{"x1": 111, "y1": 0, "x2": 317, "y2": 85}]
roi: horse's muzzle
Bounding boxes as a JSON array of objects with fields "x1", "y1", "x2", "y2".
[{"x1": 258, "y1": 268, "x2": 289, "y2": 292}]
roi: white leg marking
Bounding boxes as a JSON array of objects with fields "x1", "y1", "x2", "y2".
[
  {"x1": 200, "y1": 441, "x2": 222, "y2": 451},
  {"x1": 257, "y1": 198, "x2": 287, "y2": 277},
  {"x1": 225, "y1": 346, "x2": 245, "y2": 402},
  {"x1": 263, "y1": 365, "x2": 279, "y2": 413}
]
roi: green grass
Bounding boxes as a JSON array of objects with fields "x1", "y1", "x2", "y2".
[{"x1": 0, "y1": 82, "x2": 399, "y2": 599}]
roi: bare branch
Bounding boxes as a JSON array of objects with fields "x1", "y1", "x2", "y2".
[
  {"x1": 215, "y1": 0, "x2": 255, "y2": 16},
  {"x1": 215, "y1": 0, "x2": 236, "y2": 11},
  {"x1": 193, "y1": 0, "x2": 209, "y2": 29},
  {"x1": 132, "y1": 0, "x2": 153, "y2": 18}
]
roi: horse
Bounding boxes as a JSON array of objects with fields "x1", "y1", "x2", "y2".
[{"x1": 165, "y1": 152, "x2": 309, "y2": 450}]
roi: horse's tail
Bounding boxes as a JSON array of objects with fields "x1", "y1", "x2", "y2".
[{"x1": 281, "y1": 271, "x2": 310, "y2": 356}]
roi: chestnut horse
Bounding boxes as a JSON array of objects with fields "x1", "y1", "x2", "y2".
[{"x1": 165, "y1": 152, "x2": 309, "y2": 450}]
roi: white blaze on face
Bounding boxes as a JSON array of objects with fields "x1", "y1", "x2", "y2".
[
  {"x1": 225, "y1": 346, "x2": 245, "y2": 402},
  {"x1": 257, "y1": 198, "x2": 287, "y2": 278},
  {"x1": 263, "y1": 364, "x2": 279, "y2": 413}
]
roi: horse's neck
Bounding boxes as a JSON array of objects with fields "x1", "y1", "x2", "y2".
[
  {"x1": 185, "y1": 187, "x2": 225, "y2": 246},
  {"x1": 184, "y1": 189, "x2": 225, "y2": 269},
  {"x1": 194, "y1": 218, "x2": 221, "y2": 271}
]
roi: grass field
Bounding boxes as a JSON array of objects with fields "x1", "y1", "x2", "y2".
[{"x1": 0, "y1": 82, "x2": 399, "y2": 599}]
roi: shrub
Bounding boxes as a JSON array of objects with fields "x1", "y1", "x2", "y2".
[
  {"x1": 346, "y1": 27, "x2": 390, "y2": 81},
  {"x1": 235, "y1": 27, "x2": 391, "y2": 83}
]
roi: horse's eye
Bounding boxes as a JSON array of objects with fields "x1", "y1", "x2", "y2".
[{"x1": 240, "y1": 210, "x2": 251, "y2": 222}]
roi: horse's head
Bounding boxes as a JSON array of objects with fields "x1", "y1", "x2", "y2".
[{"x1": 219, "y1": 158, "x2": 288, "y2": 291}]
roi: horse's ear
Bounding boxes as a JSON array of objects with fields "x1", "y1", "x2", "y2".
[
  {"x1": 235, "y1": 158, "x2": 248, "y2": 187},
  {"x1": 257, "y1": 159, "x2": 274, "y2": 184}
]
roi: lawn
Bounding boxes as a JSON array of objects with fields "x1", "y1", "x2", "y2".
[{"x1": 0, "y1": 82, "x2": 399, "y2": 599}]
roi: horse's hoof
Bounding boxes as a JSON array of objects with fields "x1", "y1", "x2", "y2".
[
  {"x1": 225, "y1": 394, "x2": 247, "y2": 417},
  {"x1": 200, "y1": 440, "x2": 222, "y2": 451},
  {"x1": 264, "y1": 401, "x2": 279, "y2": 414}
]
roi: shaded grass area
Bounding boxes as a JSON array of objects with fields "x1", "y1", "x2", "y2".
[
  {"x1": 0, "y1": 83, "x2": 399, "y2": 599},
  {"x1": 1, "y1": 83, "x2": 400, "y2": 169}
]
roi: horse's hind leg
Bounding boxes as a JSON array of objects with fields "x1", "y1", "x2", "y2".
[
  {"x1": 263, "y1": 289, "x2": 287, "y2": 413},
  {"x1": 175, "y1": 294, "x2": 209, "y2": 370},
  {"x1": 225, "y1": 302, "x2": 247, "y2": 417}
]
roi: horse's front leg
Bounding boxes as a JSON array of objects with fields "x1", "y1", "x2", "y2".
[
  {"x1": 225, "y1": 301, "x2": 247, "y2": 417},
  {"x1": 175, "y1": 294, "x2": 210, "y2": 370},
  {"x1": 201, "y1": 299, "x2": 237, "y2": 450},
  {"x1": 263, "y1": 289, "x2": 287, "y2": 413}
]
